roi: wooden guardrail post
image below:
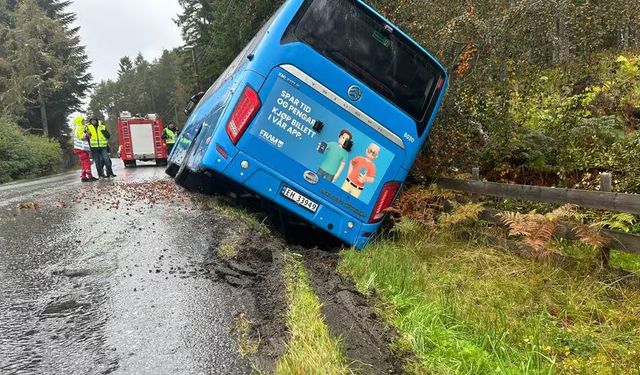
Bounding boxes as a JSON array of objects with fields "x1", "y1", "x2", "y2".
[
  {"x1": 471, "y1": 167, "x2": 480, "y2": 202},
  {"x1": 600, "y1": 172, "x2": 612, "y2": 193},
  {"x1": 599, "y1": 172, "x2": 612, "y2": 266}
]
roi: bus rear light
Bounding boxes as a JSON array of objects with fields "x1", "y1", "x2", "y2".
[
  {"x1": 226, "y1": 86, "x2": 261, "y2": 145},
  {"x1": 436, "y1": 77, "x2": 444, "y2": 90},
  {"x1": 369, "y1": 181, "x2": 401, "y2": 223}
]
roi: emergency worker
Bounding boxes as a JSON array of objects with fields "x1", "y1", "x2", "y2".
[
  {"x1": 87, "y1": 117, "x2": 116, "y2": 178},
  {"x1": 72, "y1": 116, "x2": 98, "y2": 182},
  {"x1": 162, "y1": 122, "x2": 180, "y2": 156}
]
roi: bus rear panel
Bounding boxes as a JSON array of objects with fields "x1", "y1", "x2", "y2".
[{"x1": 169, "y1": 0, "x2": 448, "y2": 249}]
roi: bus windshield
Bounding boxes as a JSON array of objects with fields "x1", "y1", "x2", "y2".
[{"x1": 283, "y1": 0, "x2": 442, "y2": 124}]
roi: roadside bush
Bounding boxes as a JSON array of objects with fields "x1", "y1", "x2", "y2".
[
  {"x1": 420, "y1": 50, "x2": 640, "y2": 192},
  {"x1": 0, "y1": 117, "x2": 63, "y2": 183}
]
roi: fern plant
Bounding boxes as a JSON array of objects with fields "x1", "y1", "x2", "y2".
[
  {"x1": 388, "y1": 184, "x2": 463, "y2": 228},
  {"x1": 500, "y1": 204, "x2": 577, "y2": 258},
  {"x1": 438, "y1": 202, "x2": 484, "y2": 227},
  {"x1": 501, "y1": 204, "x2": 610, "y2": 259},
  {"x1": 390, "y1": 217, "x2": 425, "y2": 239},
  {"x1": 592, "y1": 213, "x2": 637, "y2": 233},
  {"x1": 435, "y1": 202, "x2": 486, "y2": 243}
]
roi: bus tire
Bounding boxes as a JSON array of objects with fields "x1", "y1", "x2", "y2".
[
  {"x1": 155, "y1": 158, "x2": 168, "y2": 167},
  {"x1": 123, "y1": 160, "x2": 137, "y2": 168},
  {"x1": 165, "y1": 162, "x2": 179, "y2": 178},
  {"x1": 174, "y1": 139, "x2": 198, "y2": 190},
  {"x1": 175, "y1": 126, "x2": 209, "y2": 191}
]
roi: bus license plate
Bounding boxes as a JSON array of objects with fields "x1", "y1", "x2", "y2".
[{"x1": 281, "y1": 186, "x2": 318, "y2": 213}]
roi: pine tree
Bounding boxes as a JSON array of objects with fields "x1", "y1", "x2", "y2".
[
  {"x1": 118, "y1": 56, "x2": 133, "y2": 77},
  {"x1": 0, "y1": 0, "x2": 91, "y2": 143},
  {"x1": 176, "y1": 0, "x2": 281, "y2": 91}
]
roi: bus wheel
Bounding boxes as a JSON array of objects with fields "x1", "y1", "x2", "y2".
[
  {"x1": 174, "y1": 126, "x2": 204, "y2": 190},
  {"x1": 155, "y1": 158, "x2": 168, "y2": 167},
  {"x1": 123, "y1": 160, "x2": 137, "y2": 168},
  {"x1": 165, "y1": 162, "x2": 179, "y2": 178},
  {"x1": 174, "y1": 143, "x2": 197, "y2": 189}
]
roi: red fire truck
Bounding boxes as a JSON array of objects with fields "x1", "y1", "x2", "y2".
[{"x1": 117, "y1": 112, "x2": 167, "y2": 167}]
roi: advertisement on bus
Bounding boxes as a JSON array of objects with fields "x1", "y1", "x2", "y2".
[{"x1": 250, "y1": 73, "x2": 395, "y2": 204}]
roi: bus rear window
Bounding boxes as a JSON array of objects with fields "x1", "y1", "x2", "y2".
[{"x1": 282, "y1": 0, "x2": 443, "y2": 128}]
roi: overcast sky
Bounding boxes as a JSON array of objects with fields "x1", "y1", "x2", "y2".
[{"x1": 68, "y1": 0, "x2": 184, "y2": 84}]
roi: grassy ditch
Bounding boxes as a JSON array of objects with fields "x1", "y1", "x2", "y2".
[
  {"x1": 201, "y1": 195, "x2": 355, "y2": 373},
  {"x1": 339, "y1": 233, "x2": 640, "y2": 374},
  {"x1": 276, "y1": 252, "x2": 350, "y2": 375}
]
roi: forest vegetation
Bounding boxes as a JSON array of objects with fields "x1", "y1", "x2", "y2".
[
  {"x1": 371, "y1": 0, "x2": 640, "y2": 192},
  {"x1": 87, "y1": 51, "x2": 190, "y2": 153},
  {"x1": 0, "y1": 0, "x2": 91, "y2": 182}
]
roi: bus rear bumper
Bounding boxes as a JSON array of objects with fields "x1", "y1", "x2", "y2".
[{"x1": 205, "y1": 150, "x2": 376, "y2": 249}]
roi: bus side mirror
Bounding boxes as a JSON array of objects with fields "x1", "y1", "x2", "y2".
[{"x1": 184, "y1": 91, "x2": 205, "y2": 116}]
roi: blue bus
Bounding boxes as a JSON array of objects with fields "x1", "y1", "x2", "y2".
[{"x1": 167, "y1": 0, "x2": 448, "y2": 249}]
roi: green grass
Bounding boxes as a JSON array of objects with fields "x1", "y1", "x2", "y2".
[
  {"x1": 231, "y1": 312, "x2": 259, "y2": 357},
  {"x1": 610, "y1": 250, "x2": 640, "y2": 274},
  {"x1": 200, "y1": 195, "x2": 270, "y2": 235},
  {"x1": 276, "y1": 252, "x2": 350, "y2": 375},
  {"x1": 218, "y1": 230, "x2": 246, "y2": 258},
  {"x1": 339, "y1": 234, "x2": 640, "y2": 374},
  {"x1": 556, "y1": 239, "x2": 640, "y2": 275}
]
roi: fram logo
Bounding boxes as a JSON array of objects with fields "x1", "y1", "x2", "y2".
[
  {"x1": 347, "y1": 85, "x2": 362, "y2": 101},
  {"x1": 303, "y1": 170, "x2": 319, "y2": 185}
]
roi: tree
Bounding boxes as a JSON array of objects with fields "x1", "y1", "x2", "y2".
[
  {"x1": 118, "y1": 56, "x2": 133, "y2": 77},
  {"x1": 88, "y1": 49, "x2": 189, "y2": 150},
  {"x1": 0, "y1": 0, "x2": 91, "y2": 142},
  {"x1": 176, "y1": 0, "x2": 281, "y2": 91}
]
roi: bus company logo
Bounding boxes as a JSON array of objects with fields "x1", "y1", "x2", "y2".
[
  {"x1": 303, "y1": 170, "x2": 319, "y2": 185},
  {"x1": 347, "y1": 85, "x2": 362, "y2": 101}
]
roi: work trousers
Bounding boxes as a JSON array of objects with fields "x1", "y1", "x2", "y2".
[
  {"x1": 74, "y1": 149, "x2": 93, "y2": 179},
  {"x1": 91, "y1": 147, "x2": 113, "y2": 177},
  {"x1": 166, "y1": 143, "x2": 175, "y2": 157}
]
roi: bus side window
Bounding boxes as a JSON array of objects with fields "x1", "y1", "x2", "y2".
[{"x1": 184, "y1": 92, "x2": 205, "y2": 116}]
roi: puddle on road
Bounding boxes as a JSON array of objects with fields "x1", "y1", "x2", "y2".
[
  {"x1": 0, "y1": 206, "x2": 118, "y2": 374},
  {"x1": 0, "y1": 178, "x2": 251, "y2": 374}
]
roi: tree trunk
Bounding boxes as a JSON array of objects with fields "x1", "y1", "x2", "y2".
[{"x1": 38, "y1": 86, "x2": 49, "y2": 138}]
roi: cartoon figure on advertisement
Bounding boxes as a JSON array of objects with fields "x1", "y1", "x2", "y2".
[
  {"x1": 317, "y1": 129, "x2": 352, "y2": 183},
  {"x1": 341, "y1": 143, "x2": 380, "y2": 198}
]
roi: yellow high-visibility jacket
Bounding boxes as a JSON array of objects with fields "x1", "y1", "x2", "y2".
[
  {"x1": 87, "y1": 122, "x2": 108, "y2": 149},
  {"x1": 73, "y1": 116, "x2": 91, "y2": 151},
  {"x1": 164, "y1": 128, "x2": 177, "y2": 145}
]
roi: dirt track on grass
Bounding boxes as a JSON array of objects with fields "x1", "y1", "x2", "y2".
[
  {"x1": 202, "y1": 219, "x2": 289, "y2": 373},
  {"x1": 299, "y1": 247, "x2": 408, "y2": 374}
]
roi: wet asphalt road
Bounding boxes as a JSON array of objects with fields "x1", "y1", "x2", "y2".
[{"x1": 0, "y1": 161, "x2": 251, "y2": 374}]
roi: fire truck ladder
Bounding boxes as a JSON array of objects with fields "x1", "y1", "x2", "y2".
[
  {"x1": 153, "y1": 122, "x2": 164, "y2": 157},
  {"x1": 121, "y1": 123, "x2": 132, "y2": 157}
]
